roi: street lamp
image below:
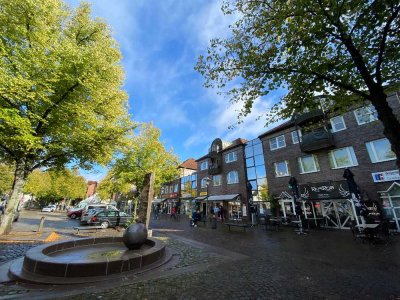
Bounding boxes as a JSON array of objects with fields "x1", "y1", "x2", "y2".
[{"x1": 203, "y1": 176, "x2": 212, "y2": 218}]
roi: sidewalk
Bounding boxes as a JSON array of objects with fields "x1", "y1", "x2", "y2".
[{"x1": 0, "y1": 215, "x2": 399, "y2": 299}]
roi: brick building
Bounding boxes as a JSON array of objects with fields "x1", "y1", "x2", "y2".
[
  {"x1": 259, "y1": 92, "x2": 400, "y2": 231},
  {"x1": 194, "y1": 138, "x2": 249, "y2": 222}
]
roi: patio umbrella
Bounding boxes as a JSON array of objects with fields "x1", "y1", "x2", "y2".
[
  {"x1": 289, "y1": 176, "x2": 307, "y2": 234},
  {"x1": 343, "y1": 168, "x2": 368, "y2": 220},
  {"x1": 343, "y1": 168, "x2": 360, "y2": 198}
]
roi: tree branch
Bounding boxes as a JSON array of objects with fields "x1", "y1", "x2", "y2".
[
  {"x1": 35, "y1": 82, "x2": 80, "y2": 134},
  {"x1": 376, "y1": 4, "x2": 400, "y2": 85}
]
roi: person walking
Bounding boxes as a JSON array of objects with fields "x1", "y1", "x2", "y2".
[
  {"x1": 220, "y1": 205, "x2": 225, "y2": 223},
  {"x1": 170, "y1": 206, "x2": 177, "y2": 220},
  {"x1": 212, "y1": 205, "x2": 219, "y2": 229}
]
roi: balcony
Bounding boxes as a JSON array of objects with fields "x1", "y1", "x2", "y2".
[
  {"x1": 293, "y1": 109, "x2": 324, "y2": 126},
  {"x1": 208, "y1": 164, "x2": 221, "y2": 175},
  {"x1": 300, "y1": 129, "x2": 335, "y2": 152}
]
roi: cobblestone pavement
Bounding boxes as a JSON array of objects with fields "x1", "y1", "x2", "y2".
[{"x1": 1, "y1": 216, "x2": 400, "y2": 299}]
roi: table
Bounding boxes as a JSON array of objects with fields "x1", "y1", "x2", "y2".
[{"x1": 356, "y1": 224, "x2": 380, "y2": 229}]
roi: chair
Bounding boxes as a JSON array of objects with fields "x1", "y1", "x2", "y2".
[
  {"x1": 375, "y1": 220, "x2": 391, "y2": 245},
  {"x1": 350, "y1": 222, "x2": 366, "y2": 243}
]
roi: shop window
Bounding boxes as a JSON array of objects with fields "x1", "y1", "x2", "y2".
[
  {"x1": 174, "y1": 184, "x2": 178, "y2": 192},
  {"x1": 354, "y1": 105, "x2": 378, "y2": 125},
  {"x1": 169, "y1": 186, "x2": 173, "y2": 193},
  {"x1": 200, "y1": 160, "x2": 208, "y2": 171},
  {"x1": 366, "y1": 138, "x2": 396, "y2": 163},
  {"x1": 298, "y1": 155, "x2": 320, "y2": 174},
  {"x1": 225, "y1": 151, "x2": 237, "y2": 163},
  {"x1": 213, "y1": 175, "x2": 222, "y2": 186},
  {"x1": 330, "y1": 116, "x2": 346, "y2": 132},
  {"x1": 329, "y1": 146, "x2": 358, "y2": 169},
  {"x1": 227, "y1": 171, "x2": 239, "y2": 184},
  {"x1": 274, "y1": 161, "x2": 290, "y2": 177},
  {"x1": 269, "y1": 135, "x2": 286, "y2": 150},
  {"x1": 291, "y1": 130, "x2": 302, "y2": 144}
]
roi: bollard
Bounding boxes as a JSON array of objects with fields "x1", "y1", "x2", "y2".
[
  {"x1": 211, "y1": 215, "x2": 217, "y2": 229},
  {"x1": 37, "y1": 216, "x2": 45, "y2": 233}
]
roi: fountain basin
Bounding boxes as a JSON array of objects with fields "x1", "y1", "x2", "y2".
[{"x1": 20, "y1": 236, "x2": 165, "y2": 278}]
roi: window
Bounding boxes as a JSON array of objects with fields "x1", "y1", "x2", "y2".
[
  {"x1": 169, "y1": 186, "x2": 173, "y2": 193},
  {"x1": 200, "y1": 160, "x2": 208, "y2": 171},
  {"x1": 354, "y1": 105, "x2": 378, "y2": 125},
  {"x1": 269, "y1": 135, "x2": 286, "y2": 150},
  {"x1": 201, "y1": 177, "x2": 211, "y2": 188},
  {"x1": 227, "y1": 171, "x2": 239, "y2": 184},
  {"x1": 225, "y1": 151, "x2": 237, "y2": 163},
  {"x1": 329, "y1": 147, "x2": 358, "y2": 169},
  {"x1": 174, "y1": 184, "x2": 178, "y2": 192},
  {"x1": 298, "y1": 155, "x2": 320, "y2": 174},
  {"x1": 247, "y1": 167, "x2": 256, "y2": 180},
  {"x1": 291, "y1": 130, "x2": 302, "y2": 144},
  {"x1": 274, "y1": 161, "x2": 290, "y2": 177},
  {"x1": 366, "y1": 138, "x2": 396, "y2": 163},
  {"x1": 330, "y1": 116, "x2": 346, "y2": 132},
  {"x1": 252, "y1": 142, "x2": 263, "y2": 155},
  {"x1": 213, "y1": 175, "x2": 222, "y2": 186}
]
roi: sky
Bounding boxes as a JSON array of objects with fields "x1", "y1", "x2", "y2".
[{"x1": 66, "y1": 0, "x2": 285, "y2": 181}]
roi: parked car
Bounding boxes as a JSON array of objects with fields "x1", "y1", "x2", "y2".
[
  {"x1": 42, "y1": 205, "x2": 57, "y2": 212},
  {"x1": 80, "y1": 206, "x2": 118, "y2": 225},
  {"x1": 67, "y1": 207, "x2": 84, "y2": 219},
  {"x1": 87, "y1": 210, "x2": 131, "y2": 228}
]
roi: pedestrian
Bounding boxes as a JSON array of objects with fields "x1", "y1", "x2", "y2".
[
  {"x1": 220, "y1": 205, "x2": 225, "y2": 223},
  {"x1": 170, "y1": 206, "x2": 177, "y2": 220},
  {"x1": 212, "y1": 205, "x2": 219, "y2": 229}
]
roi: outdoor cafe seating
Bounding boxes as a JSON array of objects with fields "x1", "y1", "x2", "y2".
[{"x1": 350, "y1": 219, "x2": 391, "y2": 244}]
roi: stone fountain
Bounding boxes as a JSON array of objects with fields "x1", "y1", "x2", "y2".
[{"x1": 4, "y1": 173, "x2": 171, "y2": 285}]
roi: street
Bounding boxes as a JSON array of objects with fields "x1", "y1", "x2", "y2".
[
  {"x1": 11, "y1": 209, "x2": 80, "y2": 233},
  {"x1": 0, "y1": 213, "x2": 399, "y2": 299}
]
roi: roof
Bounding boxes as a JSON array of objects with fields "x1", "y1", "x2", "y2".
[
  {"x1": 207, "y1": 194, "x2": 240, "y2": 201},
  {"x1": 195, "y1": 138, "x2": 248, "y2": 162},
  {"x1": 258, "y1": 120, "x2": 294, "y2": 139},
  {"x1": 179, "y1": 158, "x2": 197, "y2": 170}
]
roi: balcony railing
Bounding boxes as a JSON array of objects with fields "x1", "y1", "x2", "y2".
[
  {"x1": 300, "y1": 129, "x2": 335, "y2": 152},
  {"x1": 293, "y1": 109, "x2": 324, "y2": 126},
  {"x1": 208, "y1": 164, "x2": 221, "y2": 175}
]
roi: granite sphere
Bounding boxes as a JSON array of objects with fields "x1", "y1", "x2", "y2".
[{"x1": 123, "y1": 223, "x2": 148, "y2": 250}]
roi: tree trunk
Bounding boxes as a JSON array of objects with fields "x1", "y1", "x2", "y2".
[
  {"x1": 136, "y1": 173, "x2": 155, "y2": 229},
  {"x1": 370, "y1": 90, "x2": 400, "y2": 170},
  {"x1": 0, "y1": 163, "x2": 27, "y2": 235}
]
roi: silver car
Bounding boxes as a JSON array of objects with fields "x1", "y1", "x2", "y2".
[{"x1": 80, "y1": 207, "x2": 118, "y2": 225}]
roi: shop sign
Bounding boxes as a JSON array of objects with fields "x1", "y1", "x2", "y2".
[
  {"x1": 199, "y1": 192, "x2": 208, "y2": 196},
  {"x1": 300, "y1": 180, "x2": 350, "y2": 200},
  {"x1": 371, "y1": 170, "x2": 400, "y2": 183}
]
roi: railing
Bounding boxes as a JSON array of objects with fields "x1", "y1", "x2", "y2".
[{"x1": 300, "y1": 129, "x2": 335, "y2": 152}]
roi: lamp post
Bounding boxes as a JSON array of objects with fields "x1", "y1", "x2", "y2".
[{"x1": 203, "y1": 177, "x2": 212, "y2": 221}]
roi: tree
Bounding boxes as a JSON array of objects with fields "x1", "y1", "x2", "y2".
[
  {"x1": 0, "y1": 164, "x2": 14, "y2": 197},
  {"x1": 0, "y1": 0, "x2": 132, "y2": 234},
  {"x1": 24, "y1": 168, "x2": 86, "y2": 207},
  {"x1": 112, "y1": 123, "x2": 180, "y2": 195},
  {"x1": 196, "y1": 0, "x2": 400, "y2": 168},
  {"x1": 97, "y1": 170, "x2": 132, "y2": 202}
]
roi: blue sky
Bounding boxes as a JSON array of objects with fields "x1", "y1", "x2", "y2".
[{"x1": 66, "y1": 0, "x2": 284, "y2": 181}]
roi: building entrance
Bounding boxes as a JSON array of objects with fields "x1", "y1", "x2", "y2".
[{"x1": 304, "y1": 200, "x2": 354, "y2": 229}]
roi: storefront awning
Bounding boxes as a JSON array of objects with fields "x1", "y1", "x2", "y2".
[
  {"x1": 152, "y1": 199, "x2": 163, "y2": 204},
  {"x1": 207, "y1": 194, "x2": 240, "y2": 201},
  {"x1": 193, "y1": 196, "x2": 207, "y2": 201}
]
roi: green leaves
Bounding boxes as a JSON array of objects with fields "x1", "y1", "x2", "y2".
[
  {"x1": 196, "y1": 0, "x2": 400, "y2": 122},
  {"x1": 0, "y1": 0, "x2": 133, "y2": 172}
]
